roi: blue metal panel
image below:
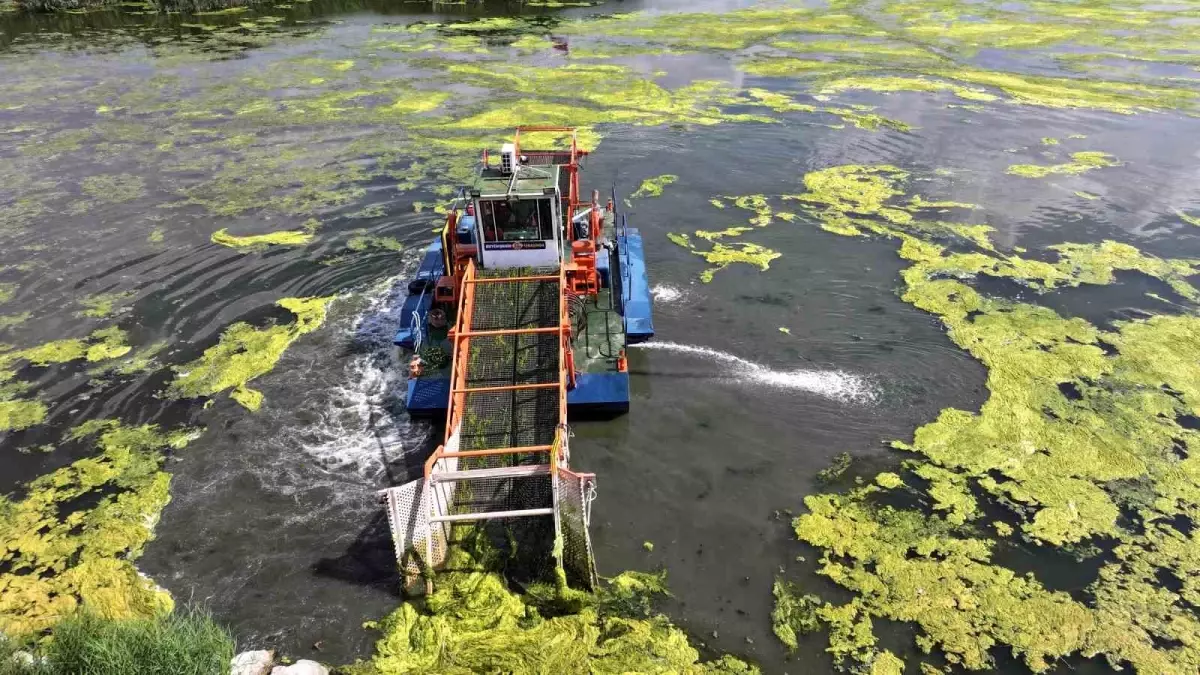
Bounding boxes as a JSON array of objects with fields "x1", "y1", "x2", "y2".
[
  {"x1": 407, "y1": 374, "x2": 628, "y2": 416},
  {"x1": 406, "y1": 376, "x2": 450, "y2": 416},
  {"x1": 567, "y1": 372, "x2": 630, "y2": 411},
  {"x1": 618, "y1": 227, "x2": 655, "y2": 343},
  {"x1": 393, "y1": 240, "x2": 446, "y2": 348}
]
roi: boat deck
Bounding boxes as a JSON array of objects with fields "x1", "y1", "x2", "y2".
[
  {"x1": 572, "y1": 287, "x2": 624, "y2": 374},
  {"x1": 403, "y1": 204, "x2": 652, "y2": 416}
]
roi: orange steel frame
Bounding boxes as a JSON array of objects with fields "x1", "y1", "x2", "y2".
[
  {"x1": 424, "y1": 258, "x2": 572, "y2": 480},
  {"x1": 423, "y1": 127, "x2": 589, "y2": 480},
  {"x1": 512, "y1": 126, "x2": 589, "y2": 243}
]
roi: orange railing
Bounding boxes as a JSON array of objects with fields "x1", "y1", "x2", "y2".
[
  {"x1": 513, "y1": 125, "x2": 581, "y2": 165},
  {"x1": 425, "y1": 260, "x2": 572, "y2": 479},
  {"x1": 443, "y1": 258, "x2": 479, "y2": 442},
  {"x1": 513, "y1": 126, "x2": 586, "y2": 243}
]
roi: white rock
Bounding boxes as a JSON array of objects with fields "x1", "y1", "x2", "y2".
[
  {"x1": 271, "y1": 660, "x2": 329, "y2": 675},
  {"x1": 231, "y1": 650, "x2": 275, "y2": 675}
]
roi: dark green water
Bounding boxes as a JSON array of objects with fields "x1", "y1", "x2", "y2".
[{"x1": 3, "y1": 0, "x2": 1200, "y2": 671}]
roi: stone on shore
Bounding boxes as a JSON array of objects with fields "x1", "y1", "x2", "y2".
[
  {"x1": 231, "y1": 650, "x2": 275, "y2": 675},
  {"x1": 271, "y1": 659, "x2": 329, "y2": 675}
]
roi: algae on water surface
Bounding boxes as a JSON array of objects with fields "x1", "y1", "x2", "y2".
[
  {"x1": 347, "y1": 535, "x2": 757, "y2": 674},
  {"x1": 0, "y1": 326, "x2": 132, "y2": 368},
  {"x1": 0, "y1": 420, "x2": 200, "y2": 637},
  {"x1": 347, "y1": 230, "x2": 404, "y2": 252},
  {"x1": 0, "y1": 398, "x2": 47, "y2": 432},
  {"x1": 770, "y1": 578, "x2": 822, "y2": 651},
  {"x1": 75, "y1": 291, "x2": 136, "y2": 319},
  {"x1": 630, "y1": 174, "x2": 678, "y2": 199},
  {"x1": 723, "y1": 164, "x2": 1200, "y2": 674},
  {"x1": 167, "y1": 296, "x2": 334, "y2": 410},
  {"x1": 0, "y1": 327, "x2": 134, "y2": 431},
  {"x1": 211, "y1": 227, "x2": 314, "y2": 249},
  {"x1": 1007, "y1": 151, "x2": 1120, "y2": 178}
]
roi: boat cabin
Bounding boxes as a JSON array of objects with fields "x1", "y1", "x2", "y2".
[{"x1": 469, "y1": 143, "x2": 565, "y2": 269}]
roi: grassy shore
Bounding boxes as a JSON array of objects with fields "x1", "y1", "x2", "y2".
[{"x1": 0, "y1": 609, "x2": 235, "y2": 675}]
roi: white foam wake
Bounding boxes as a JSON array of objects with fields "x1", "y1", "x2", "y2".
[
  {"x1": 651, "y1": 284, "x2": 686, "y2": 304},
  {"x1": 632, "y1": 341, "x2": 876, "y2": 403},
  {"x1": 284, "y1": 269, "x2": 431, "y2": 481}
]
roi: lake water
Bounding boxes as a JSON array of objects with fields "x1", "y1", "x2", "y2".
[{"x1": 2, "y1": 0, "x2": 1199, "y2": 671}]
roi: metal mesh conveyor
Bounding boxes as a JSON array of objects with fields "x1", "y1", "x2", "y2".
[
  {"x1": 379, "y1": 261, "x2": 597, "y2": 594},
  {"x1": 459, "y1": 269, "x2": 560, "y2": 453}
]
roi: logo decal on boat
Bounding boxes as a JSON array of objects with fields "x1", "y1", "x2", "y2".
[{"x1": 484, "y1": 241, "x2": 547, "y2": 251}]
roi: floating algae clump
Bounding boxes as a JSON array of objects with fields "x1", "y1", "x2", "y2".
[
  {"x1": 0, "y1": 326, "x2": 132, "y2": 370},
  {"x1": 0, "y1": 420, "x2": 199, "y2": 637},
  {"x1": 0, "y1": 312, "x2": 31, "y2": 330},
  {"x1": 771, "y1": 578, "x2": 822, "y2": 651},
  {"x1": 1007, "y1": 151, "x2": 1120, "y2": 178},
  {"x1": 697, "y1": 243, "x2": 781, "y2": 283},
  {"x1": 80, "y1": 174, "x2": 146, "y2": 204},
  {"x1": 753, "y1": 163, "x2": 1200, "y2": 673},
  {"x1": 930, "y1": 68, "x2": 1197, "y2": 114},
  {"x1": 82, "y1": 326, "x2": 134, "y2": 362},
  {"x1": 347, "y1": 231, "x2": 405, "y2": 252},
  {"x1": 869, "y1": 651, "x2": 905, "y2": 675},
  {"x1": 696, "y1": 227, "x2": 754, "y2": 241},
  {"x1": 87, "y1": 340, "x2": 169, "y2": 385},
  {"x1": 666, "y1": 232, "x2": 781, "y2": 282},
  {"x1": 818, "y1": 75, "x2": 998, "y2": 102},
  {"x1": 8, "y1": 338, "x2": 87, "y2": 366},
  {"x1": 0, "y1": 329, "x2": 128, "y2": 431},
  {"x1": 631, "y1": 174, "x2": 678, "y2": 199},
  {"x1": 0, "y1": 398, "x2": 47, "y2": 432},
  {"x1": 794, "y1": 164, "x2": 908, "y2": 215},
  {"x1": 347, "y1": 538, "x2": 757, "y2": 674},
  {"x1": 211, "y1": 228, "x2": 314, "y2": 249},
  {"x1": 75, "y1": 291, "x2": 136, "y2": 319},
  {"x1": 816, "y1": 451, "x2": 853, "y2": 483},
  {"x1": 668, "y1": 232, "x2": 692, "y2": 248},
  {"x1": 167, "y1": 296, "x2": 334, "y2": 411}
]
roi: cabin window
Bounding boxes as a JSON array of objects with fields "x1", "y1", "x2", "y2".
[
  {"x1": 478, "y1": 200, "x2": 503, "y2": 242},
  {"x1": 478, "y1": 198, "x2": 554, "y2": 242},
  {"x1": 538, "y1": 199, "x2": 555, "y2": 239}
]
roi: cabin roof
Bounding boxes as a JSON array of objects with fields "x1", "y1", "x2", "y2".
[{"x1": 473, "y1": 164, "x2": 560, "y2": 199}]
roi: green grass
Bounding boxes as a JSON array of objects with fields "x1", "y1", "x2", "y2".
[{"x1": 1, "y1": 608, "x2": 235, "y2": 675}]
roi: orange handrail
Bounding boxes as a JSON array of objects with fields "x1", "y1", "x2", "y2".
[
  {"x1": 452, "y1": 382, "x2": 560, "y2": 394},
  {"x1": 440, "y1": 445, "x2": 553, "y2": 459},
  {"x1": 444, "y1": 259, "x2": 478, "y2": 443},
  {"x1": 456, "y1": 326, "x2": 560, "y2": 338},
  {"x1": 558, "y1": 262, "x2": 570, "y2": 471},
  {"x1": 465, "y1": 274, "x2": 560, "y2": 284},
  {"x1": 428, "y1": 258, "x2": 573, "y2": 480}
]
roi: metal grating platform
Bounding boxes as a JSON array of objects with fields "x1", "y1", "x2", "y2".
[{"x1": 459, "y1": 268, "x2": 562, "y2": 453}]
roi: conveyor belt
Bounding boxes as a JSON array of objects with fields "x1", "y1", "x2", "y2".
[{"x1": 459, "y1": 269, "x2": 561, "y2": 453}]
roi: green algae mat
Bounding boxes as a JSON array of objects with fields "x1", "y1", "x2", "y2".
[{"x1": 2, "y1": 0, "x2": 1200, "y2": 671}]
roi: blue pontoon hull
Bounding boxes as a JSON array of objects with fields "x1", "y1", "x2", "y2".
[{"x1": 396, "y1": 221, "x2": 653, "y2": 417}]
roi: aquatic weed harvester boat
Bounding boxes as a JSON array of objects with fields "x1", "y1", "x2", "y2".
[{"x1": 379, "y1": 127, "x2": 654, "y2": 593}]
